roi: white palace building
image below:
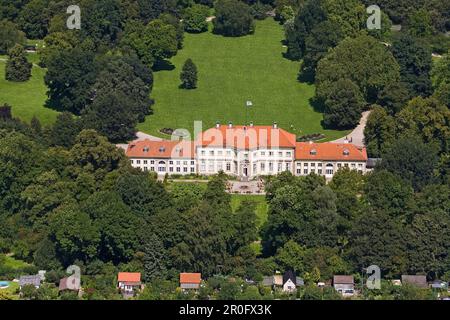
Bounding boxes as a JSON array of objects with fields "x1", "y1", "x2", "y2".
[{"x1": 126, "y1": 123, "x2": 369, "y2": 180}]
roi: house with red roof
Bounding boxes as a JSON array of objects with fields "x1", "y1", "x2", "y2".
[
  {"x1": 126, "y1": 123, "x2": 368, "y2": 180},
  {"x1": 117, "y1": 272, "x2": 142, "y2": 294},
  {"x1": 180, "y1": 273, "x2": 202, "y2": 291}
]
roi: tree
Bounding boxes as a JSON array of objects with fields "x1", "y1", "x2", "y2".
[
  {"x1": 320, "y1": 78, "x2": 365, "y2": 129},
  {"x1": 48, "y1": 203, "x2": 100, "y2": 265},
  {"x1": 115, "y1": 172, "x2": 172, "y2": 219},
  {"x1": 121, "y1": 19, "x2": 178, "y2": 68},
  {"x1": 180, "y1": 58, "x2": 198, "y2": 89},
  {"x1": 40, "y1": 31, "x2": 79, "y2": 67},
  {"x1": 18, "y1": 0, "x2": 50, "y2": 39},
  {"x1": 44, "y1": 47, "x2": 98, "y2": 114},
  {"x1": 363, "y1": 105, "x2": 396, "y2": 158},
  {"x1": 5, "y1": 44, "x2": 32, "y2": 82},
  {"x1": 316, "y1": 34, "x2": 400, "y2": 103},
  {"x1": 301, "y1": 20, "x2": 343, "y2": 79},
  {"x1": 349, "y1": 210, "x2": 408, "y2": 278},
  {"x1": 82, "y1": 191, "x2": 141, "y2": 263},
  {"x1": 49, "y1": 112, "x2": 81, "y2": 148},
  {"x1": 0, "y1": 19, "x2": 26, "y2": 55},
  {"x1": 183, "y1": 4, "x2": 209, "y2": 33},
  {"x1": 431, "y1": 50, "x2": 450, "y2": 107},
  {"x1": 230, "y1": 200, "x2": 258, "y2": 254},
  {"x1": 380, "y1": 137, "x2": 440, "y2": 191},
  {"x1": 406, "y1": 8, "x2": 434, "y2": 37},
  {"x1": 213, "y1": 0, "x2": 255, "y2": 37},
  {"x1": 143, "y1": 234, "x2": 167, "y2": 282},
  {"x1": 363, "y1": 169, "x2": 414, "y2": 217},
  {"x1": 376, "y1": 82, "x2": 410, "y2": 115},
  {"x1": 392, "y1": 34, "x2": 433, "y2": 97},
  {"x1": 286, "y1": 0, "x2": 326, "y2": 60},
  {"x1": 395, "y1": 97, "x2": 450, "y2": 153},
  {"x1": 275, "y1": 240, "x2": 306, "y2": 273}
]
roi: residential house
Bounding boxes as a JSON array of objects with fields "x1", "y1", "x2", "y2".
[
  {"x1": 333, "y1": 275, "x2": 355, "y2": 297},
  {"x1": 19, "y1": 275, "x2": 41, "y2": 290},
  {"x1": 282, "y1": 271, "x2": 297, "y2": 293},
  {"x1": 180, "y1": 273, "x2": 202, "y2": 290},
  {"x1": 126, "y1": 124, "x2": 368, "y2": 180},
  {"x1": 117, "y1": 272, "x2": 142, "y2": 294},
  {"x1": 401, "y1": 275, "x2": 428, "y2": 289},
  {"x1": 58, "y1": 277, "x2": 80, "y2": 294}
]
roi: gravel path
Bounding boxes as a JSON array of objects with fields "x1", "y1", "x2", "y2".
[{"x1": 332, "y1": 111, "x2": 371, "y2": 147}]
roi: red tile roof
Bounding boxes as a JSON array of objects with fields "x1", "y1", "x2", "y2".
[
  {"x1": 197, "y1": 125, "x2": 297, "y2": 149},
  {"x1": 295, "y1": 142, "x2": 367, "y2": 161},
  {"x1": 118, "y1": 272, "x2": 141, "y2": 283},
  {"x1": 126, "y1": 140, "x2": 195, "y2": 159},
  {"x1": 333, "y1": 275, "x2": 354, "y2": 284},
  {"x1": 180, "y1": 273, "x2": 202, "y2": 284}
]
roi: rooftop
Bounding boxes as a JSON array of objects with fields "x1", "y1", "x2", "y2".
[
  {"x1": 118, "y1": 272, "x2": 141, "y2": 283},
  {"x1": 180, "y1": 273, "x2": 202, "y2": 284}
]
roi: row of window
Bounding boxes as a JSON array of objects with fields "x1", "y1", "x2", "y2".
[
  {"x1": 131, "y1": 159, "x2": 195, "y2": 166},
  {"x1": 296, "y1": 162, "x2": 364, "y2": 168},
  {"x1": 198, "y1": 150, "x2": 293, "y2": 158},
  {"x1": 143, "y1": 167, "x2": 196, "y2": 173}
]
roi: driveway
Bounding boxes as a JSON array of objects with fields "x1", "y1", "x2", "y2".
[{"x1": 332, "y1": 111, "x2": 371, "y2": 147}]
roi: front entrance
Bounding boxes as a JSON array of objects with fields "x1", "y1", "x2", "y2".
[{"x1": 243, "y1": 167, "x2": 248, "y2": 177}]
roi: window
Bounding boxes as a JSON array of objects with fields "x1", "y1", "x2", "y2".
[
  {"x1": 351, "y1": 163, "x2": 356, "y2": 168},
  {"x1": 176, "y1": 161, "x2": 181, "y2": 165},
  {"x1": 151, "y1": 160, "x2": 155, "y2": 165},
  {"x1": 183, "y1": 161, "x2": 188, "y2": 166},
  {"x1": 304, "y1": 169, "x2": 308, "y2": 174},
  {"x1": 269, "y1": 162, "x2": 273, "y2": 171},
  {"x1": 297, "y1": 162, "x2": 301, "y2": 167},
  {"x1": 218, "y1": 150, "x2": 223, "y2": 156},
  {"x1": 278, "y1": 152, "x2": 283, "y2": 157},
  {"x1": 144, "y1": 160, "x2": 148, "y2": 165},
  {"x1": 191, "y1": 161, "x2": 195, "y2": 165},
  {"x1": 176, "y1": 167, "x2": 181, "y2": 172},
  {"x1": 261, "y1": 151, "x2": 266, "y2": 156},
  {"x1": 209, "y1": 151, "x2": 214, "y2": 156},
  {"x1": 304, "y1": 163, "x2": 308, "y2": 167},
  {"x1": 169, "y1": 161, "x2": 173, "y2": 165},
  {"x1": 269, "y1": 151, "x2": 274, "y2": 156},
  {"x1": 285, "y1": 163, "x2": 290, "y2": 171},
  {"x1": 183, "y1": 167, "x2": 188, "y2": 173},
  {"x1": 169, "y1": 167, "x2": 173, "y2": 172},
  {"x1": 344, "y1": 163, "x2": 349, "y2": 167},
  {"x1": 144, "y1": 167, "x2": 148, "y2": 172},
  {"x1": 261, "y1": 163, "x2": 265, "y2": 171},
  {"x1": 318, "y1": 163, "x2": 322, "y2": 167},
  {"x1": 191, "y1": 167, "x2": 195, "y2": 173},
  {"x1": 358, "y1": 163, "x2": 363, "y2": 168},
  {"x1": 311, "y1": 169, "x2": 315, "y2": 173},
  {"x1": 130, "y1": 160, "x2": 134, "y2": 164},
  {"x1": 226, "y1": 150, "x2": 231, "y2": 156},
  {"x1": 297, "y1": 169, "x2": 301, "y2": 175},
  {"x1": 201, "y1": 164, "x2": 206, "y2": 171},
  {"x1": 137, "y1": 160, "x2": 141, "y2": 164},
  {"x1": 226, "y1": 162, "x2": 231, "y2": 171},
  {"x1": 311, "y1": 163, "x2": 315, "y2": 167},
  {"x1": 318, "y1": 169, "x2": 322, "y2": 175},
  {"x1": 201, "y1": 150, "x2": 205, "y2": 156},
  {"x1": 278, "y1": 163, "x2": 282, "y2": 172},
  {"x1": 208, "y1": 164, "x2": 214, "y2": 172},
  {"x1": 158, "y1": 166, "x2": 166, "y2": 172},
  {"x1": 286, "y1": 152, "x2": 292, "y2": 157},
  {"x1": 337, "y1": 163, "x2": 342, "y2": 168},
  {"x1": 253, "y1": 164, "x2": 257, "y2": 173},
  {"x1": 150, "y1": 167, "x2": 155, "y2": 172}
]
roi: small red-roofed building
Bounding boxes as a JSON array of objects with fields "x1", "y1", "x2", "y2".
[
  {"x1": 180, "y1": 273, "x2": 202, "y2": 291},
  {"x1": 117, "y1": 272, "x2": 142, "y2": 294}
]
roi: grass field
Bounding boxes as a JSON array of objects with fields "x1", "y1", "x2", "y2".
[
  {"x1": 1, "y1": 255, "x2": 31, "y2": 270},
  {"x1": 139, "y1": 18, "x2": 349, "y2": 140},
  {"x1": 0, "y1": 56, "x2": 58, "y2": 125}
]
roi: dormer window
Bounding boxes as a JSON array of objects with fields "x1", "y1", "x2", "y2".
[
  {"x1": 159, "y1": 147, "x2": 166, "y2": 153},
  {"x1": 143, "y1": 147, "x2": 149, "y2": 153},
  {"x1": 343, "y1": 149, "x2": 350, "y2": 156},
  {"x1": 310, "y1": 149, "x2": 317, "y2": 155}
]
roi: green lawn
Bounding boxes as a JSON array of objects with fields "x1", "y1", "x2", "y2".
[
  {"x1": 139, "y1": 18, "x2": 349, "y2": 140},
  {"x1": 2, "y1": 255, "x2": 31, "y2": 269},
  {"x1": 0, "y1": 57, "x2": 58, "y2": 125}
]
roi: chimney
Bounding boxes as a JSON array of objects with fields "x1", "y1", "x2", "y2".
[
  {"x1": 249, "y1": 121, "x2": 254, "y2": 127},
  {"x1": 216, "y1": 122, "x2": 220, "y2": 128},
  {"x1": 273, "y1": 122, "x2": 278, "y2": 129},
  {"x1": 228, "y1": 122, "x2": 233, "y2": 128}
]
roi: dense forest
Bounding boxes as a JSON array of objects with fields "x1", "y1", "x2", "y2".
[{"x1": 0, "y1": 0, "x2": 449, "y2": 300}]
